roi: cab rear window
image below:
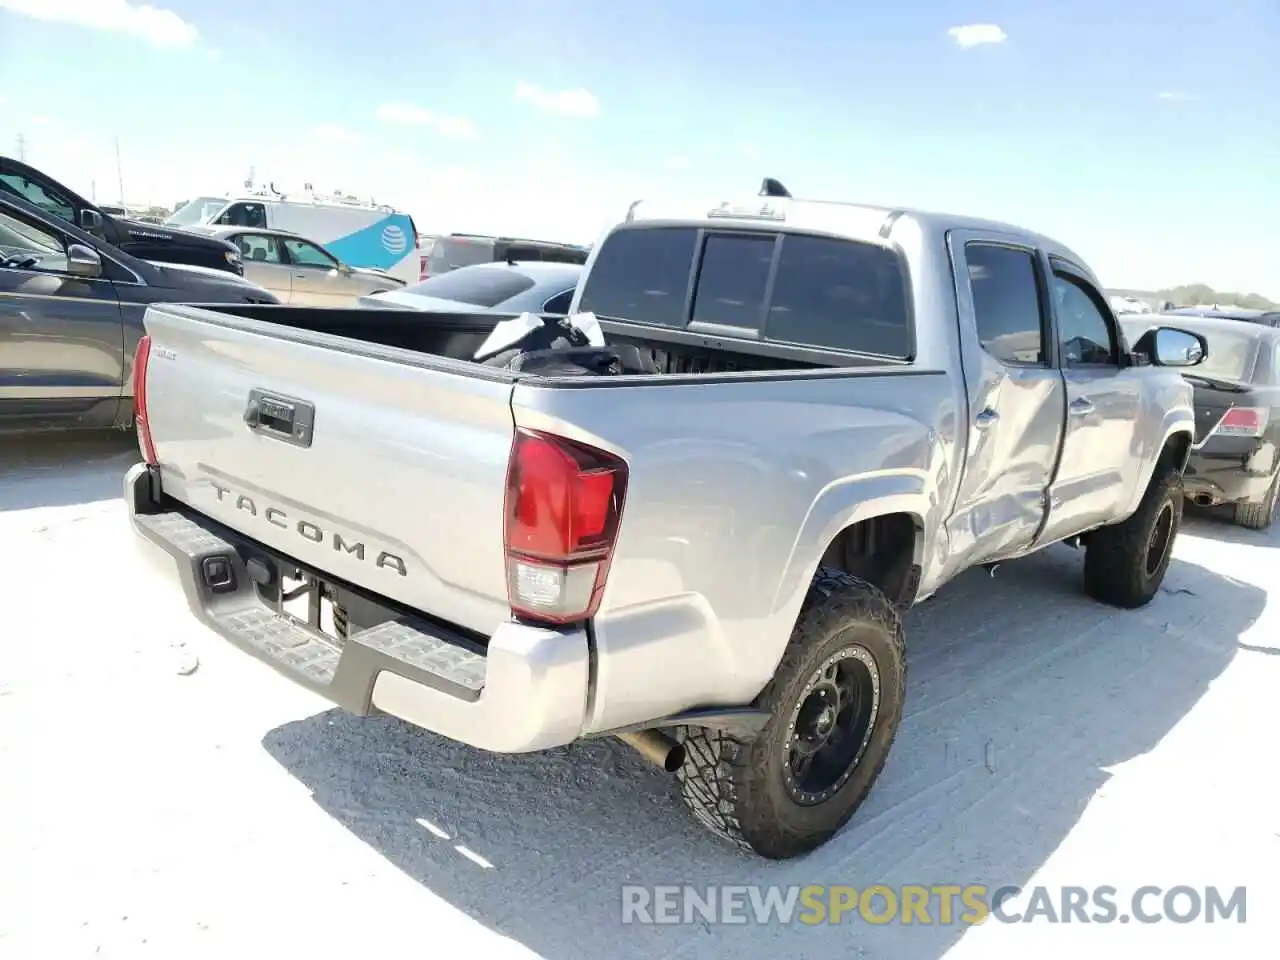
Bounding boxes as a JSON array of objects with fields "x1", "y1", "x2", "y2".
[{"x1": 577, "y1": 225, "x2": 912, "y2": 358}]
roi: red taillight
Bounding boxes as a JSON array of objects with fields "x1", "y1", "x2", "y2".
[
  {"x1": 1211, "y1": 406, "x2": 1267, "y2": 438},
  {"x1": 503, "y1": 429, "x2": 628, "y2": 624},
  {"x1": 419, "y1": 254, "x2": 429, "y2": 280},
  {"x1": 133, "y1": 334, "x2": 157, "y2": 465}
]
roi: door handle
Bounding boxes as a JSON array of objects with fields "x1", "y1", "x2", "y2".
[
  {"x1": 974, "y1": 408, "x2": 999, "y2": 428},
  {"x1": 1069, "y1": 397, "x2": 1095, "y2": 416}
]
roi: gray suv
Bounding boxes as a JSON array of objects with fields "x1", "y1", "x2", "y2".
[{"x1": 425, "y1": 233, "x2": 588, "y2": 277}]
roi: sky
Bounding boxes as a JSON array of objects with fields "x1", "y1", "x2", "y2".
[{"x1": 0, "y1": 0, "x2": 1277, "y2": 297}]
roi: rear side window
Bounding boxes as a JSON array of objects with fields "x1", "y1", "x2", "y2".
[
  {"x1": 578, "y1": 227, "x2": 698, "y2": 327},
  {"x1": 398, "y1": 264, "x2": 535, "y2": 307},
  {"x1": 537, "y1": 245, "x2": 588, "y2": 265},
  {"x1": 578, "y1": 226, "x2": 912, "y2": 357},
  {"x1": 964, "y1": 243, "x2": 1046, "y2": 365},
  {"x1": 692, "y1": 233, "x2": 774, "y2": 328},
  {"x1": 430, "y1": 238, "x2": 494, "y2": 272},
  {"x1": 766, "y1": 234, "x2": 909, "y2": 357}
]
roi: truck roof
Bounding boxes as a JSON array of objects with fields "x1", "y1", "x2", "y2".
[{"x1": 624, "y1": 189, "x2": 1093, "y2": 280}]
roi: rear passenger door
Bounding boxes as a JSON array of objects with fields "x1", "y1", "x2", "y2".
[
  {"x1": 943, "y1": 235, "x2": 1066, "y2": 573},
  {"x1": 228, "y1": 232, "x2": 291, "y2": 300},
  {"x1": 1035, "y1": 259, "x2": 1144, "y2": 544}
]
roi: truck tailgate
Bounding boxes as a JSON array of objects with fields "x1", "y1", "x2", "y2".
[{"x1": 140, "y1": 305, "x2": 516, "y2": 636}]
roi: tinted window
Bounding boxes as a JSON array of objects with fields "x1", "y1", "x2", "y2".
[
  {"x1": 578, "y1": 227, "x2": 697, "y2": 327},
  {"x1": 1053, "y1": 273, "x2": 1118, "y2": 365},
  {"x1": 537, "y1": 246, "x2": 588, "y2": 265},
  {"x1": 1190, "y1": 326, "x2": 1260, "y2": 382},
  {"x1": 692, "y1": 234, "x2": 773, "y2": 328},
  {"x1": 542, "y1": 289, "x2": 575, "y2": 314},
  {"x1": 232, "y1": 232, "x2": 283, "y2": 264},
  {"x1": 766, "y1": 234, "x2": 910, "y2": 357},
  {"x1": 965, "y1": 244, "x2": 1045, "y2": 365},
  {"x1": 284, "y1": 238, "x2": 336, "y2": 268},
  {"x1": 398, "y1": 264, "x2": 535, "y2": 307},
  {"x1": 0, "y1": 173, "x2": 76, "y2": 224},
  {"x1": 0, "y1": 209, "x2": 68, "y2": 273},
  {"x1": 216, "y1": 202, "x2": 267, "y2": 228},
  {"x1": 430, "y1": 238, "x2": 494, "y2": 273}
]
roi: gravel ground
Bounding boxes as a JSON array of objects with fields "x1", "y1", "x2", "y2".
[{"x1": 1, "y1": 435, "x2": 1277, "y2": 959}]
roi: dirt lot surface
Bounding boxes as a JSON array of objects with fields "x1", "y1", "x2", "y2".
[{"x1": 1, "y1": 435, "x2": 1276, "y2": 959}]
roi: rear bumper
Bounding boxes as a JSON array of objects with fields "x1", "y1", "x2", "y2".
[
  {"x1": 1183, "y1": 450, "x2": 1275, "y2": 506},
  {"x1": 125, "y1": 462, "x2": 590, "y2": 753}
]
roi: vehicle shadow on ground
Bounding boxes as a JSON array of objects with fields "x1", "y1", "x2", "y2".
[
  {"x1": 1181, "y1": 501, "x2": 1280, "y2": 547},
  {"x1": 0, "y1": 434, "x2": 137, "y2": 512},
  {"x1": 262, "y1": 547, "x2": 1264, "y2": 960}
]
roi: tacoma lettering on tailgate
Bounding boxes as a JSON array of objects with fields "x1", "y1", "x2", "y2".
[{"x1": 210, "y1": 483, "x2": 408, "y2": 576}]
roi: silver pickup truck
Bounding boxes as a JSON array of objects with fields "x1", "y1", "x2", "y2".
[{"x1": 126, "y1": 184, "x2": 1209, "y2": 859}]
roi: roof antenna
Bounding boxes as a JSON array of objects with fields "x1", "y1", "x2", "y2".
[{"x1": 759, "y1": 177, "x2": 791, "y2": 198}]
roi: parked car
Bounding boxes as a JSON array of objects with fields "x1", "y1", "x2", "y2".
[
  {"x1": 0, "y1": 192, "x2": 278, "y2": 436},
  {"x1": 0, "y1": 156, "x2": 245, "y2": 276},
  {"x1": 1164, "y1": 305, "x2": 1280, "y2": 328},
  {"x1": 423, "y1": 232, "x2": 588, "y2": 278},
  {"x1": 125, "y1": 182, "x2": 1206, "y2": 860},
  {"x1": 360, "y1": 261, "x2": 580, "y2": 314},
  {"x1": 1122, "y1": 313, "x2": 1280, "y2": 528},
  {"x1": 185, "y1": 225, "x2": 406, "y2": 306},
  {"x1": 165, "y1": 188, "x2": 422, "y2": 286}
]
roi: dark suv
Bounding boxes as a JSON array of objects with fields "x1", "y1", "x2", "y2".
[
  {"x1": 0, "y1": 156, "x2": 245, "y2": 276},
  {"x1": 424, "y1": 233, "x2": 588, "y2": 278}
]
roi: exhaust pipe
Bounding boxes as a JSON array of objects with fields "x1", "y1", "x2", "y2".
[
  {"x1": 617, "y1": 729, "x2": 685, "y2": 773},
  {"x1": 1193, "y1": 493, "x2": 1215, "y2": 507}
]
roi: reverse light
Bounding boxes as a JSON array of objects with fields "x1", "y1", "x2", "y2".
[
  {"x1": 133, "y1": 334, "x2": 157, "y2": 465},
  {"x1": 503, "y1": 429, "x2": 628, "y2": 624},
  {"x1": 1210, "y1": 406, "x2": 1267, "y2": 439}
]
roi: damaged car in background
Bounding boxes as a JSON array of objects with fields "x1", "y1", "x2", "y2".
[{"x1": 1123, "y1": 312, "x2": 1280, "y2": 529}]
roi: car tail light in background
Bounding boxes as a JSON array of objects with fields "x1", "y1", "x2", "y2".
[
  {"x1": 1209, "y1": 406, "x2": 1268, "y2": 439},
  {"x1": 503, "y1": 428, "x2": 628, "y2": 624},
  {"x1": 419, "y1": 254, "x2": 429, "y2": 280},
  {"x1": 133, "y1": 334, "x2": 158, "y2": 465}
]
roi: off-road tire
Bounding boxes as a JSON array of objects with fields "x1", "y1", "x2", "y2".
[
  {"x1": 1083, "y1": 463, "x2": 1182, "y2": 608},
  {"x1": 1233, "y1": 472, "x2": 1279, "y2": 531},
  {"x1": 674, "y1": 569, "x2": 907, "y2": 859}
]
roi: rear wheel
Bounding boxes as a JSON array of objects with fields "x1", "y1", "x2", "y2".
[
  {"x1": 1233, "y1": 472, "x2": 1280, "y2": 530},
  {"x1": 674, "y1": 569, "x2": 906, "y2": 859},
  {"x1": 1083, "y1": 463, "x2": 1182, "y2": 608}
]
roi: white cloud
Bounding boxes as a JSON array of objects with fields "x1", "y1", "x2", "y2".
[
  {"x1": 315, "y1": 123, "x2": 359, "y2": 143},
  {"x1": 513, "y1": 81, "x2": 600, "y2": 119},
  {"x1": 0, "y1": 0, "x2": 198, "y2": 48},
  {"x1": 1155, "y1": 90, "x2": 1198, "y2": 102},
  {"x1": 432, "y1": 115, "x2": 479, "y2": 140},
  {"x1": 375, "y1": 102, "x2": 478, "y2": 139},
  {"x1": 947, "y1": 23, "x2": 1008, "y2": 48}
]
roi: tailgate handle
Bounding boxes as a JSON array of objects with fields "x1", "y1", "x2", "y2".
[{"x1": 244, "y1": 389, "x2": 315, "y2": 448}]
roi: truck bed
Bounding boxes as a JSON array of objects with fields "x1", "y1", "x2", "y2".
[
  {"x1": 203, "y1": 303, "x2": 909, "y2": 375},
  {"x1": 137, "y1": 302, "x2": 956, "y2": 663}
]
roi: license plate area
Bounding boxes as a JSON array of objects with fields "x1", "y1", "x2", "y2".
[{"x1": 256, "y1": 563, "x2": 344, "y2": 644}]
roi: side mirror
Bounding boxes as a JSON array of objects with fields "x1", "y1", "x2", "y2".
[
  {"x1": 338, "y1": 261, "x2": 353, "y2": 275},
  {"x1": 1133, "y1": 326, "x2": 1208, "y2": 367},
  {"x1": 66, "y1": 243, "x2": 103, "y2": 279},
  {"x1": 77, "y1": 209, "x2": 105, "y2": 233}
]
